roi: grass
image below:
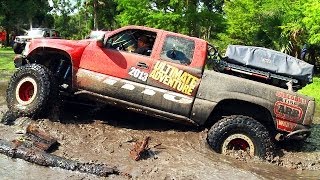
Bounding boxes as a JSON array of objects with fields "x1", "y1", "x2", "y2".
[
  {"x1": 299, "y1": 76, "x2": 320, "y2": 109},
  {"x1": 0, "y1": 47, "x2": 15, "y2": 71}
]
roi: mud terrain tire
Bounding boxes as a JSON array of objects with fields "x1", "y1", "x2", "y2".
[
  {"x1": 6, "y1": 64, "x2": 58, "y2": 118},
  {"x1": 207, "y1": 115, "x2": 274, "y2": 159},
  {"x1": 0, "y1": 111, "x2": 17, "y2": 125}
]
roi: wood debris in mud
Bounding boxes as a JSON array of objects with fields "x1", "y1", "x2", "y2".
[
  {"x1": 0, "y1": 121, "x2": 121, "y2": 177},
  {"x1": 25, "y1": 123, "x2": 58, "y2": 151},
  {"x1": 130, "y1": 136, "x2": 151, "y2": 161},
  {"x1": 0, "y1": 139, "x2": 120, "y2": 176}
]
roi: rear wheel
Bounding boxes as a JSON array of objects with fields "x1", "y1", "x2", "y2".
[
  {"x1": 6, "y1": 64, "x2": 58, "y2": 118},
  {"x1": 207, "y1": 115, "x2": 274, "y2": 159}
]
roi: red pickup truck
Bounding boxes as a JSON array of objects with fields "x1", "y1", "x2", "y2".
[{"x1": 7, "y1": 25, "x2": 315, "y2": 159}]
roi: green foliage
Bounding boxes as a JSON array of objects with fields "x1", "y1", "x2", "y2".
[
  {"x1": 52, "y1": 0, "x2": 118, "y2": 39},
  {"x1": 222, "y1": 0, "x2": 320, "y2": 59},
  {"x1": 223, "y1": 0, "x2": 286, "y2": 48},
  {"x1": 0, "y1": 0, "x2": 52, "y2": 28},
  {"x1": 299, "y1": 77, "x2": 320, "y2": 107},
  {"x1": 303, "y1": 0, "x2": 320, "y2": 44},
  {"x1": 0, "y1": 48, "x2": 15, "y2": 70},
  {"x1": 51, "y1": 0, "x2": 78, "y2": 39},
  {"x1": 0, "y1": 0, "x2": 52, "y2": 45},
  {"x1": 115, "y1": 0, "x2": 225, "y2": 38}
]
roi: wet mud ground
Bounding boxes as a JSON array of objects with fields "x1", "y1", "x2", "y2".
[{"x1": 1, "y1": 72, "x2": 320, "y2": 179}]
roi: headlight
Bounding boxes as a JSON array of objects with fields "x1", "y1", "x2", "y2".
[{"x1": 22, "y1": 42, "x2": 31, "y2": 56}]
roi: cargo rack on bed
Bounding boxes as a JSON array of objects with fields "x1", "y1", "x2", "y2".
[
  {"x1": 208, "y1": 44, "x2": 313, "y2": 91},
  {"x1": 214, "y1": 59, "x2": 299, "y2": 91}
]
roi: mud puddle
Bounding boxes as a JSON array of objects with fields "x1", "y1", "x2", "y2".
[{"x1": 1, "y1": 73, "x2": 320, "y2": 179}]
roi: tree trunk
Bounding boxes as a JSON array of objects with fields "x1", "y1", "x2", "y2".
[
  {"x1": 29, "y1": 17, "x2": 33, "y2": 30},
  {"x1": 93, "y1": 0, "x2": 98, "y2": 30}
]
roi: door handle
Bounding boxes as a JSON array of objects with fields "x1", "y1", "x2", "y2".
[{"x1": 137, "y1": 62, "x2": 149, "y2": 69}]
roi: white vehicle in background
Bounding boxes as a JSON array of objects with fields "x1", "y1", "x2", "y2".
[
  {"x1": 86, "y1": 30, "x2": 109, "y2": 39},
  {"x1": 13, "y1": 28, "x2": 59, "y2": 54}
]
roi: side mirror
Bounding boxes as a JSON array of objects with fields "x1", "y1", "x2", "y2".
[
  {"x1": 96, "y1": 34, "x2": 106, "y2": 47},
  {"x1": 105, "y1": 38, "x2": 113, "y2": 48}
]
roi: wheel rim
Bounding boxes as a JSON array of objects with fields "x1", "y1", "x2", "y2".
[
  {"x1": 15, "y1": 77, "x2": 38, "y2": 105},
  {"x1": 222, "y1": 134, "x2": 255, "y2": 157}
]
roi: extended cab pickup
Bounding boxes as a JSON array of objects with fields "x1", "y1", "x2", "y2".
[{"x1": 8, "y1": 26, "x2": 315, "y2": 159}]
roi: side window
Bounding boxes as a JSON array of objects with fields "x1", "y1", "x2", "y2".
[
  {"x1": 44, "y1": 31, "x2": 50, "y2": 37},
  {"x1": 51, "y1": 30, "x2": 58, "y2": 37},
  {"x1": 106, "y1": 29, "x2": 156, "y2": 56},
  {"x1": 160, "y1": 36, "x2": 195, "y2": 65}
]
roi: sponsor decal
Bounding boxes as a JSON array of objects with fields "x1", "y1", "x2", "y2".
[
  {"x1": 274, "y1": 101, "x2": 303, "y2": 121},
  {"x1": 163, "y1": 94, "x2": 193, "y2": 104},
  {"x1": 102, "y1": 76, "x2": 192, "y2": 104},
  {"x1": 273, "y1": 91, "x2": 306, "y2": 131},
  {"x1": 275, "y1": 91, "x2": 307, "y2": 105},
  {"x1": 149, "y1": 61, "x2": 199, "y2": 95},
  {"x1": 128, "y1": 67, "x2": 149, "y2": 81},
  {"x1": 276, "y1": 118, "x2": 297, "y2": 132},
  {"x1": 262, "y1": 58, "x2": 272, "y2": 64}
]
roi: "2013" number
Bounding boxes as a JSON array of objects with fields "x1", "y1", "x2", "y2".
[{"x1": 128, "y1": 67, "x2": 149, "y2": 81}]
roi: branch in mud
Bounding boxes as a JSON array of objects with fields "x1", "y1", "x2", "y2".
[
  {"x1": 130, "y1": 136, "x2": 151, "y2": 161},
  {"x1": 0, "y1": 139, "x2": 120, "y2": 177}
]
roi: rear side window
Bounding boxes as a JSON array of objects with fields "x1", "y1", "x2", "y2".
[{"x1": 160, "y1": 35, "x2": 195, "y2": 65}]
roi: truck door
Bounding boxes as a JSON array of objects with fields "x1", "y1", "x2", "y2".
[
  {"x1": 141, "y1": 34, "x2": 204, "y2": 117},
  {"x1": 77, "y1": 28, "x2": 161, "y2": 105}
]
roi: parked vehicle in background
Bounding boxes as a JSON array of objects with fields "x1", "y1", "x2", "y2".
[
  {"x1": 8, "y1": 25, "x2": 315, "y2": 159},
  {"x1": 86, "y1": 30, "x2": 109, "y2": 40},
  {"x1": 13, "y1": 28, "x2": 59, "y2": 54}
]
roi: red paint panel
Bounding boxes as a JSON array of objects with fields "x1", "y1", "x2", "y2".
[
  {"x1": 79, "y1": 42, "x2": 153, "y2": 80},
  {"x1": 276, "y1": 118, "x2": 297, "y2": 132}
]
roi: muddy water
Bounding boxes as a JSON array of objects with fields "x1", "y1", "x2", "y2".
[{"x1": 1, "y1": 74, "x2": 320, "y2": 179}]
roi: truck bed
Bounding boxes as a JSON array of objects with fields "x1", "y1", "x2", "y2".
[{"x1": 212, "y1": 59, "x2": 302, "y2": 91}]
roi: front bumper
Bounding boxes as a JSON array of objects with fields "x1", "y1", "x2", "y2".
[
  {"x1": 13, "y1": 55, "x2": 24, "y2": 68},
  {"x1": 285, "y1": 129, "x2": 311, "y2": 140}
]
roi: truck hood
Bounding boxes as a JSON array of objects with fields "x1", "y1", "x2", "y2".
[
  {"x1": 26, "y1": 38, "x2": 92, "y2": 61},
  {"x1": 16, "y1": 35, "x2": 43, "y2": 39},
  {"x1": 15, "y1": 35, "x2": 44, "y2": 43}
]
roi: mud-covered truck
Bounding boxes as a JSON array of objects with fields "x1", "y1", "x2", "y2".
[{"x1": 7, "y1": 25, "x2": 315, "y2": 159}]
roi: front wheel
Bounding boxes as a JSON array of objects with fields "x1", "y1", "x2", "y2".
[
  {"x1": 207, "y1": 115, "x2": 274, "y2": 159},
  {"x1": 6, "y1": 64, "x2": 58, "y2": 118}
]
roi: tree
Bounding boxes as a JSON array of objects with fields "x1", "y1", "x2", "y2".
[
  {"x1": 84, "y1": 0, "x2": 118, "y2": 30},
  {"x1": 303, "y1": 0, "x2": 320, "y2": 45},
  {"x1": 0, "y1": 0, "x2": 52, "y2": 45},
  {"x1": 223, "y1": 0, "x2": 303, "y2": 52},
  {"x1": 115, "y1": 0, "x2": 225, "y2": 39},
  {"x1": 51, "y1": 0, "x2": 78, "y2": 38}
]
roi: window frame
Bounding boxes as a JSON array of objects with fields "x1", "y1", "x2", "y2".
[{"x1": 160, "y1": 35, "x2": 196, "y2": 65}]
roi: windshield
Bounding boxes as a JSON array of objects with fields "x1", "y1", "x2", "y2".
[{"x1": 26, "y1": 30, "x2": 44, "y2": 36}]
